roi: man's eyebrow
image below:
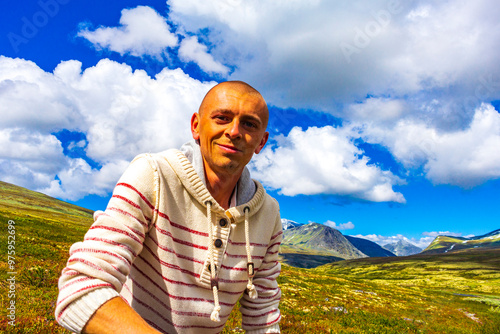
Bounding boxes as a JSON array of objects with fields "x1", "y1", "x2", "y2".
[
  {"x1": 210, "y1": 109, "x2": 263, "y2": 125},
  {"x1": 210, "y1": 109, "x2": 234, "y2": 115}
]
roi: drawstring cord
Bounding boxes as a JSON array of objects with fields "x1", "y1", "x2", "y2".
[
  {"x1": 244, "y1": 206, "x2": 258, "y2": 299},
  {"x1": 206, "y1": 201, "x2": 221, "y2": 322},
  {"x1": 206, "y1": 203, "x2": 257, "y2": 322}
]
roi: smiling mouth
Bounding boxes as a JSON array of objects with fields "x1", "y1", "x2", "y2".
[{"x1": 217, "y1": 143, "x2": 242, "y2": 153}]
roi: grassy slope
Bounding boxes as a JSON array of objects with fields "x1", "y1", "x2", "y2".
[
  {"x1": 224, "y1": 248, "x2": 500, "y2": 334},
  {"x1": 1, "y1": 181, "x2": 499, "y2": 333},
  {"x1": 424, "y1": 234, "x2": 500, "y2": 254},
  {"x1": 0, "y1": 181, "x2": 93, "y2": 333}
]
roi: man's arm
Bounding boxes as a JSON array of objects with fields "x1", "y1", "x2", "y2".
[
  {"x1": 83, "y1": 297, "x2": 161, "y2": 334},
  {"x1": 55, "y1": 155, "x2": 159, "y2": 333}
]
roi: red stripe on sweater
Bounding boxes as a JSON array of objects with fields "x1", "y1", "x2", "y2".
[
  {"x1": 70, "y1": 257, "x2": 123, "y2": 276},
  {"x1": 98, "y1": 210, "x2": 146, "y2": 239},
  {"x1": 155, "y1": 225, "x2": 208, "y2": 250},
  {"x1": 254, "y1": 283, "x2": 279, "y2": 291},
  {"x1": 221, "y1": 263, "x2": 247, "y2": 271},
  {"x1": 142, "y1": 243, "x2": 200, "y2": 278},
  {"x1": 134, "y1": 258, "x2": 200, "y2": 289},
  {"x1": 224, "y1": 252, "x2": 264, "y2": 260},
  {"x1": 84, "y1": 237, "x2": 138, "y2": 258},
  {"x1": 59, "y1": 277, "x2": 93, "y2": 291},
  {"x1": 116, "y1": 182, "x2": 154, "y2": 209},
  {"x1": 132, "y1": 277, "x2": 233, "y2": 318},
  {"x1": 117, "y1": 182, "x2": 209, "y2": 238},
  {"x1": 155, "y1": 210, "x2": 209, "y2": 237},
  {"x1": 242, "y1": 314, "x2": 281, "y2": 327},
  {"x1": 268, "y1": 241, "x2": 281, "y2": 249},
  {"x1": 229, "y1": 240, "x2": 268, "y2": 247},
  {"x1": 107, "y1": 207, "x2": 148, "y2": 229},
  {"x1": 62, "y1": 269, "x2": 79, "y2": 277},
  {"x1": 134, "y1": 256, "x2": 244, "y2": 297},
  {"x1": 241, "y1": 308, "x2": 279, "y2": 318},
  {"x1": 218, "y1": 277, "x2": 248, "y2": 284},
  {"x1": 136, "y1": 296, "x2": 226, "y2": 330},
  {"x1": 90, "y1": 225, "x2": 142, "y2": 244},
  {"x1": 148, "y1": 235, "x2": 204, "y2": 264},
  {"x1": 271, "y1": 230, "x2": 283, "y2": 240},
  {"x1": 253, "y1": 290, "x2": 280, "y2": 300},
  {"x1": 131, "y1": 260, "x2": 234, "y2": 307},
  {"x1": 112, "y1": 194, "x2": 140, "y2": 209},
  {"x1": 56, "y1": 283, "x2": 114, "y2": 319},
  {"x1": 70, "y1": 248, "x2": 132, "y2": 266},
  {"x1": 67, "y1": 257, "x2": 107, "y2": 273}
]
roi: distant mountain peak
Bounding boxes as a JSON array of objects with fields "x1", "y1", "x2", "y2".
[
  {"x1": 282, "y1": 222, "x2": 366, "y2": 260},
  {"x1": 383, "y1": 240, "x2": 422, "y2": 256},
  {"x1": 281, "y1": 218, "x2": 303, "y2": 230}
]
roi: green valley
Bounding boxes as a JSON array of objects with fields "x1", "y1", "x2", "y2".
[{"x1": 1, "y1": 181, "x2": 499, "y2": 333}]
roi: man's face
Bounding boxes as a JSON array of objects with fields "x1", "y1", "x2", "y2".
[{"x1": 191, "y1": 84, "x2": 269, "y2": 177}]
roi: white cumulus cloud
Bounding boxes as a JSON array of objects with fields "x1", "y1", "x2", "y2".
[
  {"x1": 168, "y1": 0, "x2": 500, "y2": 112},
  {"x1": 179, "y1": 36, "x2": 229, "y2": 75},
  {"x1": 250, "y1": 126, "x2": 406, "y2": 203},
  {"x1": 78, "y1": 6, "x2": 178, "y2": 58},
  {"x1": 356, "y1": 103, "x2": 500, "y2": 187},
  {"x1": 0, "y1": 56, "x2": 215, "y2": 200},
  {"x1": 324, "y1": 220, "x2": 355, "y2": 231}
]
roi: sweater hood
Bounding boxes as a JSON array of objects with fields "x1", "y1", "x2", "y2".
[{"x1": 163, "y1": 142, "x2": 266, "y2": 320}]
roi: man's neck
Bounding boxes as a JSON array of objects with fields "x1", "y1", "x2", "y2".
[{"x1": 204, "y1": 165, "x2": 242, "y2": 210}]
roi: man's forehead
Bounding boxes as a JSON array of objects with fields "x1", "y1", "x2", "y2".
[{"x1": 199, "y1": 83, "x2": 268, "y2": 117}]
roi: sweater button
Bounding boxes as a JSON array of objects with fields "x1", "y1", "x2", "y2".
[
  {"x1": 219, "y1": 218, "x2": 228, "y2": 227},
  {"x1": 214, "y1": 239, "x2": 223, "y2": 248},
  {"x1": 207, "y1": 263, "x2": 217, "y2": 272}
]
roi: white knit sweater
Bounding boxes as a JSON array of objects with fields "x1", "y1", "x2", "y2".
[{"x1": 55, "y1": 149, "x2": 283, "y2": 333}]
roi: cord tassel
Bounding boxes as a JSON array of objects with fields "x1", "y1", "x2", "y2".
[
  {"x1": 206, "y1": 201, "x2": 221, "y2": 322},
  {"x1": 244, "y1": 207, "x2": 258, "y2": 299},
  {"x1": 210, "y1": 285, "x2": 221, "y2": 322}
]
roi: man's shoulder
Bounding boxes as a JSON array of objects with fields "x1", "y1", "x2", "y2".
[{"x1": 251, "y1": 180, "x2": 280, "y2": 213}]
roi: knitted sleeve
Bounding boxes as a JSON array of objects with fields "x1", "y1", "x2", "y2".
[
  {"x1": 55, "y1": 154, "x2": 159, "y2": 333},
  {"x1": 239, "y1": 209, "x2": 283, "y2": 333}
]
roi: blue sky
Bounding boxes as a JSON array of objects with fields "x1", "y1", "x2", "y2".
[{"x1": 1, "y1": 0, "x2": 499, "y2": 248}]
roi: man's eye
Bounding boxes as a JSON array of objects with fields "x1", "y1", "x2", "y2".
[
  {"x1": 243, "y1": 121, "x2": 257, "y2": 128},
  {"x1": 215, "y1": 116, "x2": 230, "y2": 122}
]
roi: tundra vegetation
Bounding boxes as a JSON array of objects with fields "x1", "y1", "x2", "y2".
[{"x1": 0, "y1": 181, "x2": 499, "y2": 333}]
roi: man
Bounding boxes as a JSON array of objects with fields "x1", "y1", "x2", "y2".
[{"x1": 55, "y1": 81, "x2": 283, "y2": 334}]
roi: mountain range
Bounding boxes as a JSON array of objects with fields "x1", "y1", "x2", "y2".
[
  {"x1": 280, "y1": 219, "x2": 500, "y2": 268},
  {"x1": 280, "y1": 220, "x2": 398, "y2": 267}
]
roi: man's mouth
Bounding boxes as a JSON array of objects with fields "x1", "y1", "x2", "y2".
[{"x1": 217, "y1": 143, "x2": 242, "y2": 153}]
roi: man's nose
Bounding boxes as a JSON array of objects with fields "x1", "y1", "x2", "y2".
[{"x1": 226, "y1": 120, "x2": 242, "y2": 138}]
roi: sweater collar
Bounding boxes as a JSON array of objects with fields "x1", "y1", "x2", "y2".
[
  {"x1": 179, "y1": 140, "x2": 257, "y2": 207},
  {"x1": 164, "y1": 145, "x2": 265, "y2": 223}
]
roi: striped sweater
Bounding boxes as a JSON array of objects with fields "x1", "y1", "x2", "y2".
[{"x1": 55, "y1": 149, "x2": 283, "y2": 333}]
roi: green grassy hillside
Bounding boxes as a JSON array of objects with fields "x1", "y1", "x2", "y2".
[
  {"x1": 0, "y1": 181, "x2": 94, "y2": 333},
  {"x1": 1, "y1": 181, "x2": 499, "y2": 333},
  {"x1": 423, "y1": 232, "x2": 500, "y2": 255},
  {"x1": 224, "y1": 248, "x2": 500, "y2": 333}
]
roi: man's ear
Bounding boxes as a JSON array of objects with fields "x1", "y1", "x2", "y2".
[
  {"x1": 254, "y1": 131, "x2": 269, "y2": 154},
  {"x1": 191, "y1": 113, "x2": 200, "y2": 140}
]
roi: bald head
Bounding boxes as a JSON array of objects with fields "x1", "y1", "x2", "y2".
[{"x1": 198, "y1": 81, "x2": 269, "y2": 128}]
